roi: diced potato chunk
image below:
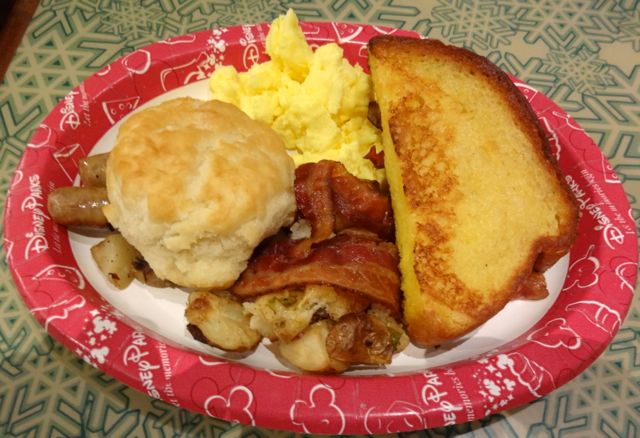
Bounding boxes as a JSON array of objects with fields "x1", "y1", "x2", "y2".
[
  {"x1": 185, "y1": 291, "x2": 262, "y2": 352},
  {"x1": 243, "y1": 285, "x2": 368, "y2": 342},
  {"x1": 277, "y1": 320, "x2": 349, "y2": 373},
  {"x1": 131, "y1": 258, "x2": 172, "y2": 288},
  {"x1": 90, "y1": 233, "x2": 140, "y2": 289}
]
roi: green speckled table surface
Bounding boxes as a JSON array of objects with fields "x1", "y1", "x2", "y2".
[{"x1": 1, "y1": 1, "x2": 638, "y2": 437}]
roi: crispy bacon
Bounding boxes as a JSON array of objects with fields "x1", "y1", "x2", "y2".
[
  {"x1": 364, "y1": 147, "x2": 385, "y2": 169},
  {"x1": 295, "y1": 160, "x2": 394, "y2": 245},
  {"x1": 518, "y1": 272, "x2": 549, "y2": 300},
  {"x1": 232, "y1": 229, "x2": 401, "y2": 316},
  {"x1": 367, "y1": 101, "x2": 382, "y2": 130},
  {"x1": 232, "y1": 161, "x2": 400, "y2": 317}
]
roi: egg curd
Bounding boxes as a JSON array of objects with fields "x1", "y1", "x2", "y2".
[{"x1": 208, "y1": 9, "x2": 383, "y2": 182}]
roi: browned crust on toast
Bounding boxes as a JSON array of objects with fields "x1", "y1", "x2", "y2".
[{"x1": 368, "y1": 36, "x2": 579, "y2": 346}]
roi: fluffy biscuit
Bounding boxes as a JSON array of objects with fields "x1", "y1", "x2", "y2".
[{"x1": 103, "y1": 97, "x2": 296, "y2": 289}]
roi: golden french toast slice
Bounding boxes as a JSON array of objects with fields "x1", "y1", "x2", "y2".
[{"x1": 368, "y1": 36, "x2": 578, "y2": 347}]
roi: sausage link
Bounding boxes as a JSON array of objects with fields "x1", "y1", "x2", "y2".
[
  {"x1": 47, "y1": 187, "x2": 109, "y2": 227},
  {"x1": 79, "y1": 153, "x2": 108, "y2": 187}
]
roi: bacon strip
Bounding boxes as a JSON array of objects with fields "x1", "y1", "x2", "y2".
[
  {"x1": 295, "y1": 160, "x2": 394, "y2": 245},
  {"x1": 517, "y1": 272, "x2": 549, "y2": 300},
  {"x1": 232, "y1": 230, "x2": 401, "y2": 316}
]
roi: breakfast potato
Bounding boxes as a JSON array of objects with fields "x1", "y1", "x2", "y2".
[
  {"x1": 185, "y1": 291, "x2": 262, "y2": 352},
  {"x1": 274, "y1": 304, "x2": 408, "y2": 373},
  {"x1": 90, "y1": 232, "x2": 140, "y2": 289},
  {"x1": 368, "y1": 304, "x2": 410, "y2": 352},
  {"x1": 131, "y1": 258, "x2": 173, "y2": 288},
  {"x1": 91, "y1": 231, "x2": 173, "y2": 289},
  {"x1": 276, "y1": 320, "x2": 349, "y2": 373},
  {"x1": 243, "y1": 285, "x2": 369, "y2": 342}
]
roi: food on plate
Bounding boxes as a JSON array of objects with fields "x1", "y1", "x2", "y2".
[
  {"x1": 294, "y1": 158, "x2": 394, "y2": 244},
  {"x1": 209, "y1": 9, "x2": 383, "y2": 182},
  {"x1": 90, "y1": 233, "x2": 140, "y2": 289},
  {"x1": 185, "y1": 160, "x2": 409, "y2": 372},
  {"x1": 47, "y1": 146, "x2": 174, "y2": 290},
  {"x1": 278, "y1": 320, "x2": 349, "y2": 373},
  {"x1": 48, "y1": 153, "x2": 110, "y2": 228},
  {"x1": 102, "y1": 97, "x2": 296, "y2": 289},
  {"x1": 233, "y1": 227, "x2": 400, "y2": 308},
  {"x1": 185, "y1": 284, "x2": 405, "y2": 373},
  {"x1": 45, "y1": 12, "x2": 581, "y2": 374},
  {"x1": 79, "y1": 152, "x2": 109, "y2": 187},
  {"x1": 274, "y1": 303, "x2": 405, "y2": 373},
  {"x1": 186, "y1": 291, "x2": 262, "y2": 352},
  {"x1": 368, "y1": 36, "x2": 579, "y2": 347},
  {"x1": 232, "y1": 229, "x2": 401, "y2": 315},
  {"x1": 233, "y1": 161, "x2": 399, "y2": 310},
  {"x1": 47, "y1": 186, "x2": 109, "y2": 227},
  {"x1": 243, "y1": 285, "x2": 369, "y2": 343},
  {"x1": 90, "y1": 233, "x2": 172, "y2": 290}
]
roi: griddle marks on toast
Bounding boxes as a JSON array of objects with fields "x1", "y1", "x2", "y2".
[{"x1": 388, "y1": 94, "x2": 489, "y2": 317}]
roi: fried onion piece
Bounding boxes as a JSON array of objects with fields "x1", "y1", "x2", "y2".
[
  {"x1": 368, "y1": 304, "x2": 410, "y2": 352},
  {"x1": 326, "y1": 312, "x2": 394, "y2": 365},
  {"x1": 277, "y1": 320, "x2": 349, "y2": 373},
  {"x1": 185, "y1": 291, "x2": 262, "y2": 352}
]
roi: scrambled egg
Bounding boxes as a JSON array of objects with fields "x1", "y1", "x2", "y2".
[{"x1": 209, "y1": 9, "x2": 383, "y2": 181}]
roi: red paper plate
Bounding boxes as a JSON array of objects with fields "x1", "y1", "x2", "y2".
[{"x1": 4, "y1": 22, "x2": 637, "y2": 434}]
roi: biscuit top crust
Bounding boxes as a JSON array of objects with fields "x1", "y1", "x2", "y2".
[
  {"x1": 106, "y1": 97, "x2": 294, "y2": 234},
  {"x1": 103, "y1": 97, "x2": 296, "y2": 288}
]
